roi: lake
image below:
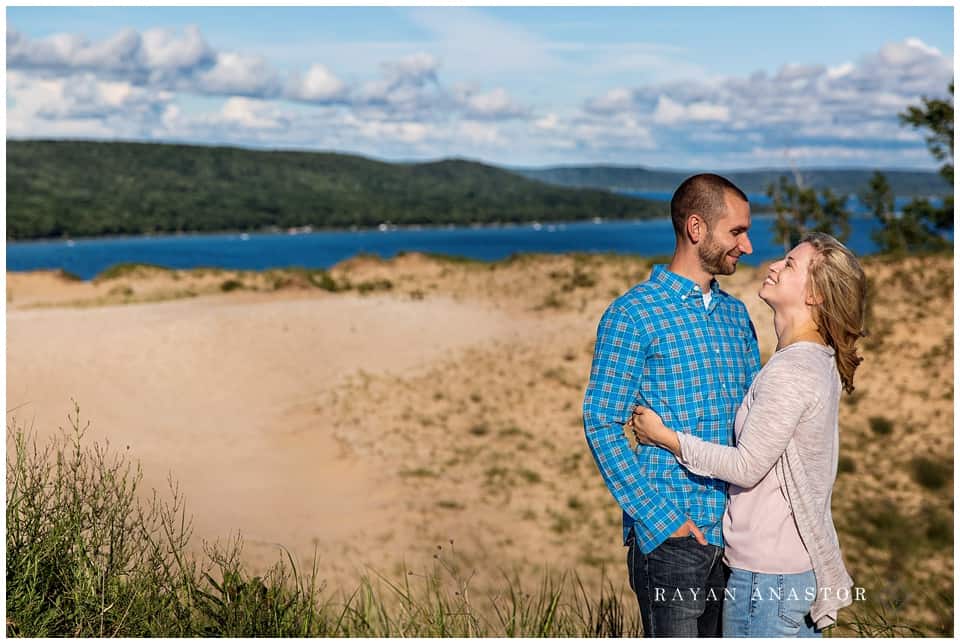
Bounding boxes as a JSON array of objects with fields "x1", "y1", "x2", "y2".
[{"x1": 7, "y1": 215, "x2": 893, "y2": 281}]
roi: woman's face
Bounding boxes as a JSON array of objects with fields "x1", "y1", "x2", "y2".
[{"x1": 759, "y1": 242, "x2": 818, "y2": 309}]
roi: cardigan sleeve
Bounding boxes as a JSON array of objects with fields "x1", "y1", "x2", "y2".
[{"x1": 674, "y1": 351, "x2": 823, "y2": 488}]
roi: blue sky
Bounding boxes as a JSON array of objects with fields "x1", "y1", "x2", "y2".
[{"x1": 7, "y1": 6, "x2": 955, "y2": 170}]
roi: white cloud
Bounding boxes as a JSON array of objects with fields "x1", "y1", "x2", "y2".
[
  {"x1": 40, "y1": 75, "x2": 171, "y2": 121},
  {"x1": 652, "y1": 96, "x2": 729, "y2": 125},
  {"x1": 750, "y1": 145, "x2": 873, "y2": 161},
  {"x1": 140, "y1": 25, "x2": 217, "y2": 74},
  {"x1": 579, "y1": 36, "x2": 952, "y2": 162},
  {"x1": 286, "y1": 64, "x2": 347, "y2": 103},
  {"x1": 354, "y1": 52, "x2": 447, "y2": 117},
  {"x1": 381, "y1": 52, "x2": 440, "y2": 86},
  {"x1": 7, "y1": 70, "x2": 173, "y2": 138},
  {"x1": 535, "y1": 113, "x2": 559, "y2": 130},
  {"x1": 220, "y1": 97, "x2": 287, "y2": 130},
  {"x1": 453, "y1": 86, "x2": 529, "y2": 120},
  {"x1": 198, "y1": 52, "x2": 281, "y2": 97},
  {"x1": 456, "y1": 120, "x2": 504, "y2": 146},
  {"x1": 6, "y1": 23, "x2": 952, "y2": 169},
  {"x1": 584, "y1": 87, "x2": 634, "y2": 115},
  {"x1": 8, "y1": 25, "x2": 216, "y2": 85},
  {"x1": 343, "y1": 113, "x2": 432, "y2": 144},
  {"x1": 826, "y1": 62, "x2": 854, "y2": 80}
]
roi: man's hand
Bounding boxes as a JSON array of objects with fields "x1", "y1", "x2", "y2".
[{"x1": 670, "y1": 518, "x2": 708, "y2": 545}]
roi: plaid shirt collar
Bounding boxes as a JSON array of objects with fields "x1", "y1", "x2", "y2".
[{"x1": 650, "y1": 264, "x2": 721, "y2": 303}]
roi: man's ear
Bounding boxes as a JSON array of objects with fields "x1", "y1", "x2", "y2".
[{"x1": 686, "y1": 214, "x2": 705, "y2": 244}]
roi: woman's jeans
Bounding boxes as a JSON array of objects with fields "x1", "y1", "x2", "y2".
[{"x1": 723, "y1": 567, "x2": 822, "y2": 637}]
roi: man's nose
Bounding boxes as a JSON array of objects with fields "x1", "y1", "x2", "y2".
[{"x1": 739, "y1": 234, "x2": 753, "y2": 255}]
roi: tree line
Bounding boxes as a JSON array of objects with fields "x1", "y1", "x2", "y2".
[{"x1": 6, "y1": 142, "x2": 665, "y2": 240}]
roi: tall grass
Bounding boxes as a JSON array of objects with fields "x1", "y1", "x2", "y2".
[
  {"x1": 6, "y1": 406, "x2": 944, "y2": 637},
  {"x1": 6, "y1": 407, "x2": 641, "y2": 637}
]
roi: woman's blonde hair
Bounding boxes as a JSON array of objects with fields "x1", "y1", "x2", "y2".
[{"x1": 801, "y1": 232, "x2": 868, "y2": 394}]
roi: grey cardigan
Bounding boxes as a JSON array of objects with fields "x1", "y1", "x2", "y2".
[{"x1": 675, "y1": 342, "x2": 853, "y2": 629}]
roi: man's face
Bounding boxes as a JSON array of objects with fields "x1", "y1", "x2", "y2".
[{"x1": 698, "y1": 192, "x2": 752, "y2": 276}]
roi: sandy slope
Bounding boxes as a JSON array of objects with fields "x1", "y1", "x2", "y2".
[
  {"x1": 6, "y1": 252, "x2": 954, "y2": 634},
  {"x1": 8, "y1": 286, "x2": 542, "y2": 575}
]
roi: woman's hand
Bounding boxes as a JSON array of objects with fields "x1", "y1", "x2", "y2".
[{"x1": 628, "y1": 406, "x2": 682, "y2": 457}]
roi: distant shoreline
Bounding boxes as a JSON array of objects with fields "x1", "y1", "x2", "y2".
[
  {"x1": 9, "y1": 210, "x2": 884, "y2": 245},
  {"x1": 5, "y1": 216, "x2": 661, "y2": 244}
]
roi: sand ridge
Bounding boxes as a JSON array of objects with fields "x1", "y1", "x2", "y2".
[{"x1": 5, "y1": 251, "x2": 954, "y2": 634}]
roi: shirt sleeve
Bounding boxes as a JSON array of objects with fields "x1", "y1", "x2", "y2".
[
  {"x1": 675, "y1": 352, "x2": 822, "y2": 488},
  {"x1": 583, "y1": 303, "x2": 686, "y2": 549}
]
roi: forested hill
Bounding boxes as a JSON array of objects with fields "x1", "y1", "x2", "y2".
[
  {"x1": 7, "y1": 140, "x2": 665, "y2": 240},
  {"x1": 515, "y1": 165, "x2": 946, "y2": 196}
]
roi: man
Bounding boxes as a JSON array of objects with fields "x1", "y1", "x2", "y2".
[{"x1": 582, "y1": 173, "x2": 761, "y2": 637}]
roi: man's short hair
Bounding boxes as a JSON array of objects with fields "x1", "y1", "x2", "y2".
[{"x1": 670, "y1": 174, "x2": 749, "y2": 237}]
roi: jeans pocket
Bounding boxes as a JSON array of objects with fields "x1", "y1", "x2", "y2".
[
  {"x1": 626, "y1": 537, "x2": 638, "y2": 594},
  {"x1": 777, "y1": 574, "x2": 809, "y2": 630}
]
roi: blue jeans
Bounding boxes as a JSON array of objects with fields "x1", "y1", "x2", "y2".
[
  {"x1": 626, "y1": 534, "x2": 727, "y2": 637},
  {"x1": 723, "y1": 567, "x2": 822, "y2": 637}
]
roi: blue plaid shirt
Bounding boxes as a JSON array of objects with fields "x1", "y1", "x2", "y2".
[{"x1": 583, "y1": 265, "x2": 761, "y2": 554}]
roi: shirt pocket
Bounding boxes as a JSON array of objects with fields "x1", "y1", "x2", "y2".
[
  {"x1": 714, "y1": 323, "x2": 755, "y2": 397},
  {"x1": 640, "y1": 349, "x2": 700, "y2": 433}
]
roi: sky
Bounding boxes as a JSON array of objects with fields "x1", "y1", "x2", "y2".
[{"x1": 6, "y1": 5, "x2": 955, "y2": 170}]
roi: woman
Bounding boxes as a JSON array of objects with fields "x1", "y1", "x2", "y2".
[{"x1": 629, "y1": 232, "x2": 866, "y2": 637}]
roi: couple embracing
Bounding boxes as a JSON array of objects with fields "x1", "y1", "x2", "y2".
[{"x1": 583, "y1": 174, "x2": 867, "y2": 637}]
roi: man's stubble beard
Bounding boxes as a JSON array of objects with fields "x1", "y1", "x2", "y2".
[{"x1": 698, "y1": 230, "x2": 736, "y2": 276}]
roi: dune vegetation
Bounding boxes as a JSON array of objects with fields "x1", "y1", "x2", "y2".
[{"x1": 6, "y1": 249, "x2": 953, "y2": 637}]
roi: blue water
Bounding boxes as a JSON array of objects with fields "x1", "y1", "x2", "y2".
[{"x1": 7, "y1": 216, "x2": 893, "y2": 281}]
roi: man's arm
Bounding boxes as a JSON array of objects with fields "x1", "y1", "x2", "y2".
[{"x1": 582, "y1": 303, "x2": 687, "y2": 551}]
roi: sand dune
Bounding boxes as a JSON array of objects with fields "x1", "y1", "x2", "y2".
[
  {"x1": 8, "y1": 286, "x2": 542, "y2": 574},
  {"x1": 6, "y1": 252, "x2": 954, "y2": 634}
]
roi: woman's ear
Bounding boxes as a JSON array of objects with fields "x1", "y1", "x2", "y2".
[{"x1": 805, "y1": 285, "x2": 823, "y2": 306}]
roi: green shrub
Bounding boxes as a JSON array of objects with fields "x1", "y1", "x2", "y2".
[
  {"x1": 356, "y1": 279, "x2": 393, "y2": 294},
  {"x1": 910, "y1": 456, "x2": 952, "y2": 490},
  {"x1": 220, "y1": 279, "x2": 244, "y2": 292},
  {"x1": 94, "y1": 263, "x2": 169, "y2": 282},
  {"x1": 564, "y1": 269, "x2": 596, "y2": 291},
  {"x1": 307, "y1": 270, "x2": 339, "y2": 292},
  {"x1": 469, "y1": 423, "x2": 490, "y2": 436},
  {"x1": 108, "y1": 284, "x2": 134, "y2": 297},
  {"x1": 537, "y1": 292, "x2": 564, "y2": 309},
  {"x1": 868, "y1": 416, "x2": 894, "y2": 435},
  {"x1": 517, "y1": 469, "x2": 542, "y2": 484},
  {"x1": 922, "y1": 505, "x2": 953, "y2": 547},
  {"x1": 837, "y1": 455, "x2": 857, "y2": 474},
  {"x1": 398, "y1": 468, "x2": 437, "y2": 478},
  {"x1": 57, "y1": 269, "x2": 83, "y2": 282},
  {"x1": 7, "y1": 405, "x2": 198, "y2": 636}
]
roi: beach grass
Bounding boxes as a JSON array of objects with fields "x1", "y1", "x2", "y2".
[
  {"x1": 6, "y1": 406, "x2": 948, "y2": 637},
  {"x1": 5, "y1": 408, "x2": 642, "y2": 637}
]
